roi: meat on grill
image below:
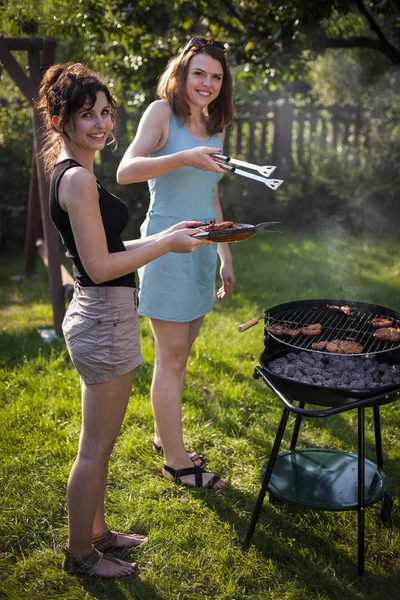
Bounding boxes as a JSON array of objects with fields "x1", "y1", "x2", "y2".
[
  {"x1": 368, "y1": 317, "x2": 393, "y2": 328},
  {"x1": 373, "y1": 327, "x2": 400, "y2": 342},
  {"x1": 200, "y1": 220, "x2": 241, "y2": 232},
  {"x1": 311, "y1": 339, "x2": 364, "y2": 354},
  {"x1": 300, "y1": 323, "x2": 323, "y2": 336},
  {"x1": 326, "y1": 305, "x2": 354, "y2": 317},
  {"x1": 268, "y1": 323, "x2": 323, "y2": 337},
  {"x1": 267, "y1": 324, "x2": 300, "y2": 337}
]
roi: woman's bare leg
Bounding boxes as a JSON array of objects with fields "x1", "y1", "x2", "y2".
[
  {"x1": 153, "y1": 317, "x2": 203, "y2": 448},
  {"x1": 150, "y1": 318, "x2": 226, "y2": 489},
  {"x1": 67, "y1": 370, "x2": 139, "y2": 577}
]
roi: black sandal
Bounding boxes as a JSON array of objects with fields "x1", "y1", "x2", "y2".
[
  {"x1": 163, "y1": 464, "x2": 224, "y2": 490},
  {"x1": 152, "y1": 442, "x2": 205, "y2": 468}
]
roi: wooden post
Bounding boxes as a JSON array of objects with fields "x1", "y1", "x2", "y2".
[
  {"x1": 28, "y1": 47, "x2": 65, "y2": 334},
  {"x1": 2, "y1": 37, "x2": 66, "y2": 333},
  {"x1": 24, "y1": 147, "x2": 41, "y2": 277}
]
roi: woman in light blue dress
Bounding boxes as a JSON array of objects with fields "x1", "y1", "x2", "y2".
[{"x1": 117, "y1": 38, "x2": 235, "y2": 489}]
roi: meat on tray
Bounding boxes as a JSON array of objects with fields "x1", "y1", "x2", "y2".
[
  {"x1": 200, "y1": 220, "x2": 241, "y2": 232},
  {"x1": 326, "y1": 305, "x2": 354, "y2": 317},
  {"x1": 311, "y1": 339, "x2": 364, "y2": 354},
  {"x1": 368, "y1": 317, "x2": 393, "y2": 328},
  {"x1": 373, "y1": 327, "x2": 400, "y2": 342}
]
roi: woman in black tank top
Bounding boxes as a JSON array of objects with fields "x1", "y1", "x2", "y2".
[{"x1": 37, "y1": 61, "x2": 211, "y2": 579}]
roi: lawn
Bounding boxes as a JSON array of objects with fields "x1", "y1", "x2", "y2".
[{"x1": 1, "y1": 231, "x2": 400, "y2": 600}]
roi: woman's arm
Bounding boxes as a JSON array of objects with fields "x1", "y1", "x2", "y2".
[
  {"x1": 116, "y1": 101, "x2": 224, "y2": 184},
  {"x1": 213, "y1": 185, "x2": 235, "y2": 299},
  {"x1": 123, "y1": 221, "x2": 203, "y2": 251},
  {"x1": 59, "y1": 168, "x2": 210, "y2": 284}
]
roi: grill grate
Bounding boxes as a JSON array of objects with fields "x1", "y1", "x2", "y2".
[{"x1": 265, "y1": 301, "x2": 400, "y2": 356}]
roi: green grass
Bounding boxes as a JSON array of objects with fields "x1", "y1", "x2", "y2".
[{"x1": 1, "y1": 231, "x2": 400, "y2": 600}]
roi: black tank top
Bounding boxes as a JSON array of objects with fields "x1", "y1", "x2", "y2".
[{"x1": 49, "y1": 159, "x2": 135, "y2": 288}]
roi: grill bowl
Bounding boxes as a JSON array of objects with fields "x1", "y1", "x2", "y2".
[{"x1": 260, "y1": 347, "x2": 400, "y2": 406}]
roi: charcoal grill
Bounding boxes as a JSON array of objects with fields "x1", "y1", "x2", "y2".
[{"x1": 244, "y1": 299, "x2": 400, "y2": 575}]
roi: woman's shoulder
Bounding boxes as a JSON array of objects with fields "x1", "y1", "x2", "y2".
[
  {"x1": 144, "y1": 100, "x2": 172, "y2": 121},
  {"x1": 61, "y1": 165, "x2": 96, "y2": 187},
  {"x1": 58, "y1": 165, "x2": 98, "y2": 207}
]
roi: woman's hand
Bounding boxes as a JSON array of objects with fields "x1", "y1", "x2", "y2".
[
  {"x1": 161, "y1": 227, "x2": 212, "y2": 253},
  {"x1": 182, "y1": 147, "x2": 225, "y2": 173},
  {"x1": 217, "y1": 260, "x2": 235, "y2": 300},
  {"x1": 164, "y1": 220, "x2": 204, "y2": 234}
]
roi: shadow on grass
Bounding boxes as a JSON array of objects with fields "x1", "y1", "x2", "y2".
[
  {"x1": 80, "y1": 574, "x2": 167, "y2": 600},
  {"x1": 199, "y1": 483, "x2": 400, "y2": 600},
  {"x1": 0, "y1": 328, "x2": 66, "y2": 367}
]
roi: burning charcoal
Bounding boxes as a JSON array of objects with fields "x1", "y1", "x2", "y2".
[
  {"x1": 274, "y1": 357, "x2": 289, "y2": 367},
  {"x1": 393, "y1": 377, "x2": 400, "y2": 384},
  {"x1": 350, "y1": 379, "x2": 364, "y2": 388},
  {"x1": 352, "y1": 372, "x2": 364, "y2": 380},
  {"x1": 312, "y1": 374, "x2": 326, "y2": 384},
  {"x1": 306, "y1": 367, "x2": 322, "y2": 376},
  {"x1": 301, "y1": 357, "x2": 315, "y2": 367},
  {"x1": 391, "y1": 364, "x2": 400, "y2": 374},
  {"x1": 283, "y1": 365, "x2": 296, "y2": 378},
  {"x1": 286, "y1": 352, "x2": 298, "y2": 361},
  {"x1": 362, "y1": 359, "x2": 375, "y2": 371},
  {"x1": 294, "y1": 370, "x2": 303, "y2": 380},
  {"x1": 367, "y1": 382, "x2": 379, "y2": 388},
  {"x1": 301, "y1": 376, "x2": 314, "y2": 384},
  {"x1": 269, "y1": 361, "x2": 283, "y2": 374}
]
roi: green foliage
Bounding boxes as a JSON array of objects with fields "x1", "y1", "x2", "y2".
[
  {"x1": 1, "y1": 0, "x2": 399, "y2": 249},
  {"x1": 1, "y1": 239, "x2": 400, "y2": 599}
]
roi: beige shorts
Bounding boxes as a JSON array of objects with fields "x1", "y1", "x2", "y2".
[{"x1": 62, "y1": 285, "x2": 144, "y2": 385}]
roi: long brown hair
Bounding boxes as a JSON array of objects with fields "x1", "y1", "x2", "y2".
[
  {"x1": 36, "y1": 62, "x2": 117, "y2": 177},
  {"x1": 157, "y1": 43, "x2": 234, "y2": 136}
]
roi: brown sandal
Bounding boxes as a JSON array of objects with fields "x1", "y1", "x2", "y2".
[
  {"x1": 92, "y1": 528, "x2": 147, "y2": 552},
  {"x1": 62, "y1": 546, "x2": 138, "y2": 578}
]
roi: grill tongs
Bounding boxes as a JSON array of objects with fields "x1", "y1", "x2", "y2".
[{"x1": 211, "y1": 154, "x2": 284, "y2": 190}]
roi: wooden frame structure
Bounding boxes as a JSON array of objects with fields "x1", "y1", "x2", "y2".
[{"x1": 0, "y1": 36, "x2": 72, "y2": 334}]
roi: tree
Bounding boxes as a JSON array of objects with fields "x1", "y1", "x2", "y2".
[{"x1": 1, "y1": 1, "x2": 399, "y2": 100}]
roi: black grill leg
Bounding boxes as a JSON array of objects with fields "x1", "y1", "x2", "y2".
[
  {"x1": 290, "y1": 403, "x2": 305, "y2": 450},
  {"x1": 244, "y1": 407, "x2": 290, "y2": 548},
  {"x1": 373, "y1": 406, "x2": 383, "y2": 469},
  {"x1": 358, "y1": 407, "x2": 365, "y2": 575}
]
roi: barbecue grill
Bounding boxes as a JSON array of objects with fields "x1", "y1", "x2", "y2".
[{"x1": 244, "y1": 299, "x2": 400, "y2": 575}]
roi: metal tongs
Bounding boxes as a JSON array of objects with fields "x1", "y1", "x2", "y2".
[{"x1": 212, "y1": 154, "x2": 284, "y2": 190}]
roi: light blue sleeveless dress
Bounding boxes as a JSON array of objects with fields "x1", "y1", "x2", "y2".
[{"x1": 138, "y1": 110, "x2": 223, "y2": 322}]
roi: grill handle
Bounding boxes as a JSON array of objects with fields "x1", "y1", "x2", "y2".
[
  {"x1": 238, "y1": 317, "x2": 262, "y2": 332},
  {"x1": 254, "y1": 366, "x2": 400, "y2": 416}
]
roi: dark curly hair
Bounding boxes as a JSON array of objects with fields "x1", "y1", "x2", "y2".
[{"x1": 36, "y1": 62, "x2": 117, "y2": 176}]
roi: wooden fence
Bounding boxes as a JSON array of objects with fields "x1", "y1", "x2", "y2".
[{"x1": 223, "y1": 100, "x2": 369, "y2": 174}]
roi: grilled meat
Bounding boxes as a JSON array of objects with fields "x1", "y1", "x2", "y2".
[
  {"x1": 311, "y1": 341, "x2": 329, "y2": 350},
  {"x1": 326, "y1": 305, "x2": 354, "y2": 317},
  {"x1": 201, "y1": 220, "x2": 241, "y2": 232},
  {"x1": 267, "y1": 324, "x2": 300, "y2": 337},
  {"x1": 373, "y1": 327, "x2": 400, "y2": 342},
  {"x1": 368, "y1": 317, "x2": 393, "y2": 328},
  {"x1": 311, "y1": 339, "x2": 364, "y2": 354},
  {"x1": 300, "y1": 323, "x2": 323, "y2": 336}
]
